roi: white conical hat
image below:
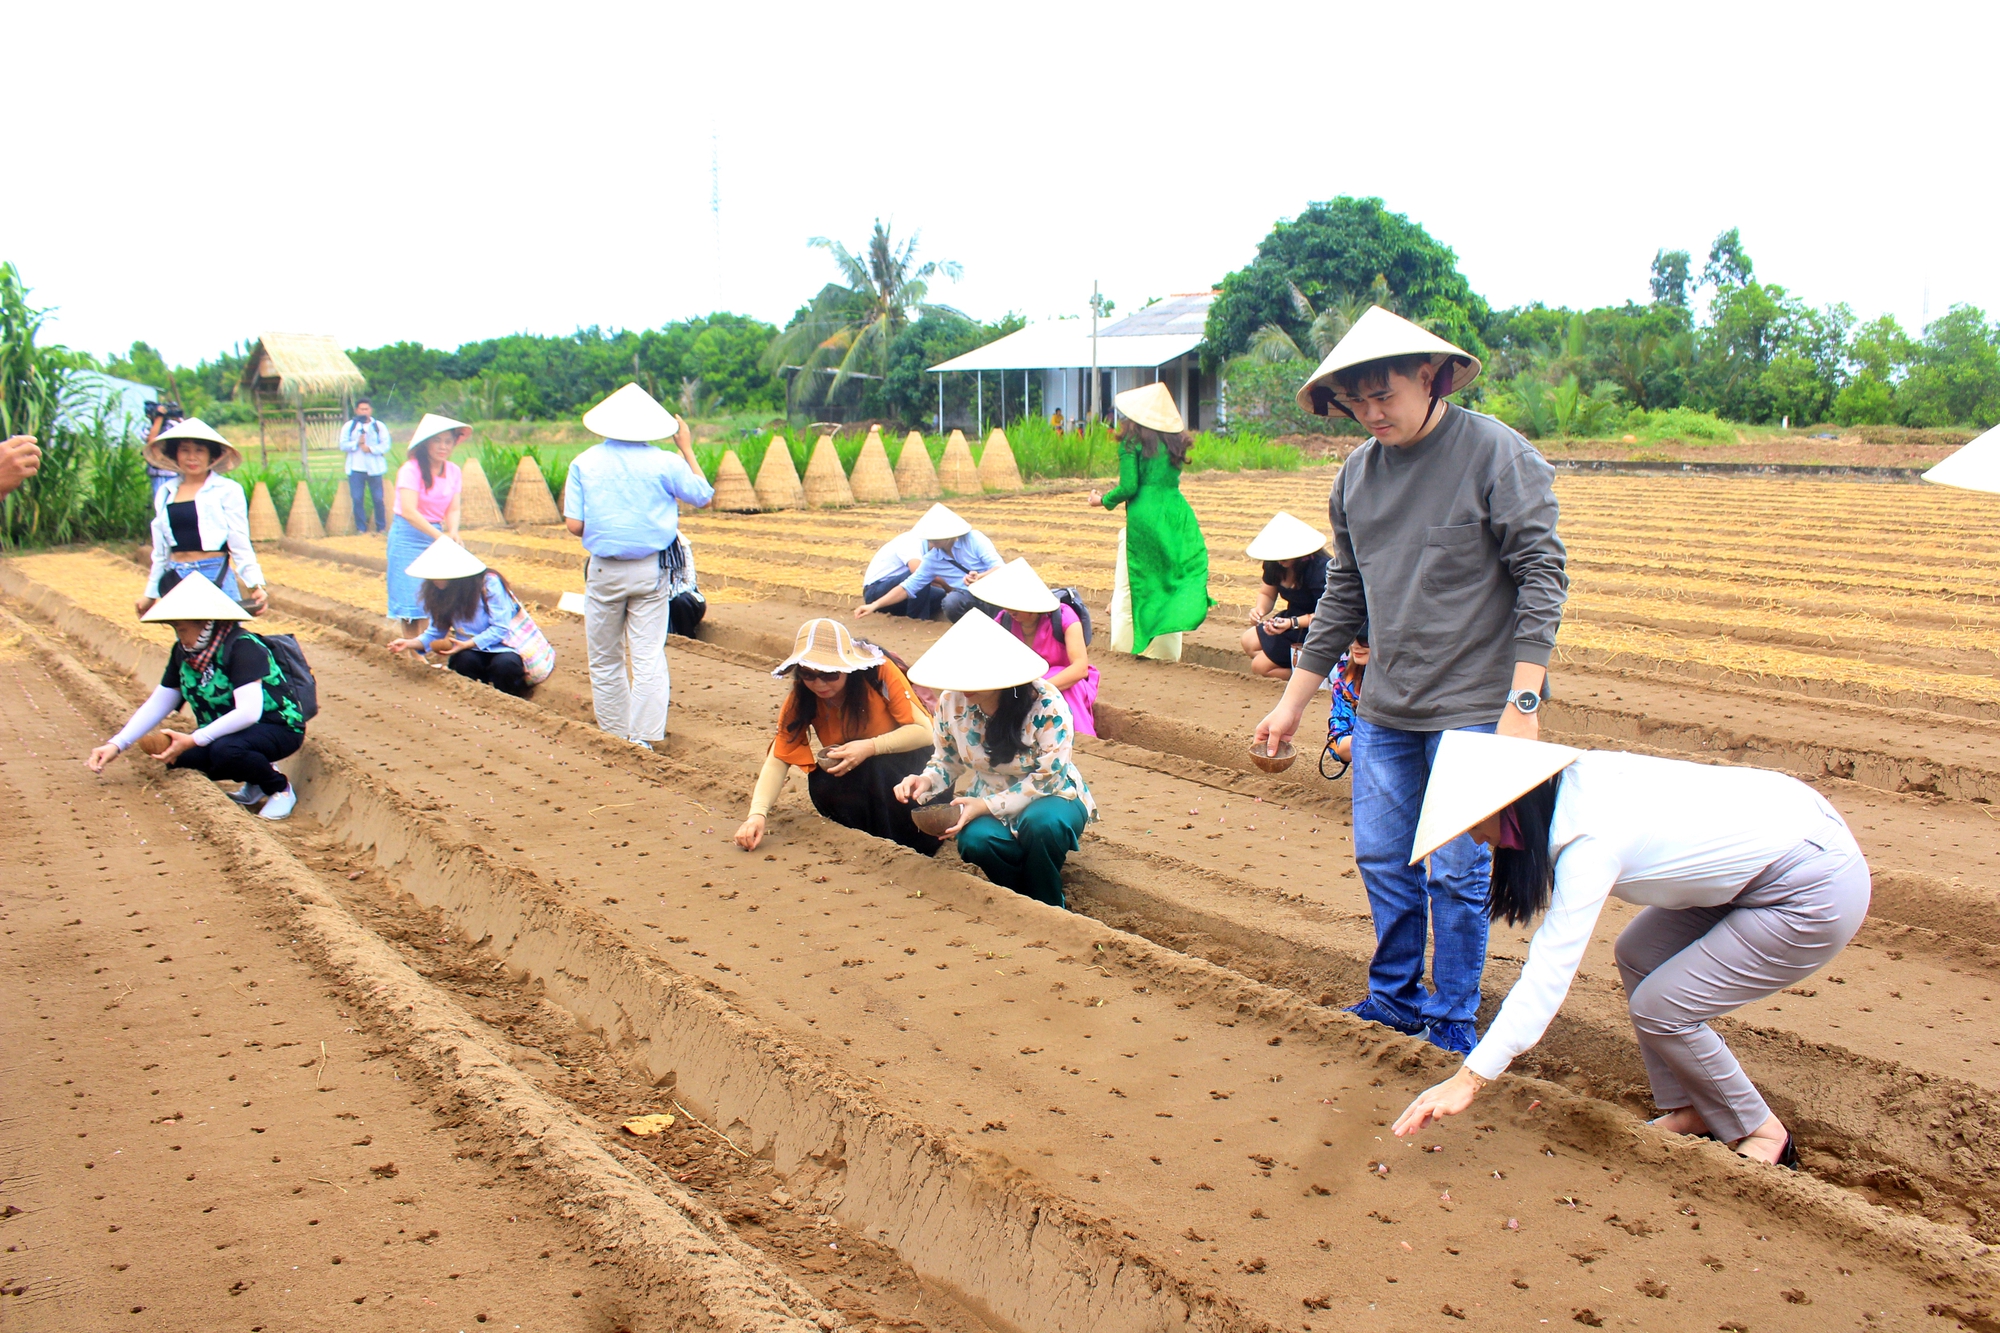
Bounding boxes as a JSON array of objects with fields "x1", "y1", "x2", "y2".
[
  {"x1": 907, "y1": 609, "x2": 1051, "y2": 692},
  {"x1": 1295, "y1": 306, "x2": 1482, "y2": 415},
  {"x1": 1408, "y1": 729, "x2": 1583, "y2": 865},
  {"x1": 141, "y1": 570, "x2": 252, "y2": 623},
  {"x1": 912, "y1": 502, "x2": 971, "y2": 541},
  {"x1": 582, "y1": 382, "x2": 680, "y2": 442},
  {"x1": 403, "y1": 536, "x2": 487, "y2": 581},
  {"x1": 973, "y1": 557, "x2": 1059, "y2": 614},
  {"x1": 1246, "y1": 511, "x2": 1327, "y2": 561},
  {"x1": 144, "y1": 418, "x2": 243, "y2": 473},
  {"x1": 1922, "y1": 423, "x2": 2000, "y2": 495},
  {"x1": 1113, "y1": 381, "x2": 1184, "y2": 433},
  {"x1": 410, "y1": 413, "x2": 471, "y2": 451}
]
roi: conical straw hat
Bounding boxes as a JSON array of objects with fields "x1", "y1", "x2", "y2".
[
  {"x1": 324, "y1": 473, "x2": 357, "y2": 536},
  {"x1": 455, "y1": 456, "x2": 505, "y2": 528},
  {"x1": 247, "y1": 481, "x2": 284, "y2": 541},
  {"x1": 907, "y1": 609, "x2": 1051, "y2": 692},
  {"x1": 1295, "y1": 306, "x2": 1482, "y2": 416},
  {"x1": 1113, "y1": 383, "x2": 1183, "y2": 434},
  {"x1": 1923, "y1": 423, "x2": 2000, "y2": 495},
  {"x1": 142, "y1": 570, "x2": 252, "y2": 622},
  {"x1": 770, "y1": 618, "x2": 885, "y2": 677},
  {"x1": 848, "y1": 430, "x2": 901, "y2": 503},
  {"x1": 972, "y1": 557, "x2": 1058, "y2": 614},
  {"x1": 144, "y1": 418, "x2": 243, "y2": 473},
  {"x1": 404, "y1": 536, "x2": 487, "y2": 581},
  {"x1": 1245, "y1": 512, "x2": 1327, "y2": 561},
  {"x1": 938, "y1": 429, "x2": 980, "y2": 495},
  {"x1": 1408, "y1": 730, "x2": 1583, "y2": 864},
  {"x1": 978, "y1": 428, "x2": 1023, "y2": 492},
  {"x1": 895, "y1": 430, "x2": 940, "y2": 499},
  {"x1": 504, "y1": 455, "x2": 561, "y2": 525},
  {"x1": 755, "y1": 435, "x2": 804, "y2": 509},
  {"x1": 711, "y1": 448, "x2": 761, "y2": 511},
  {"x1": 581, "y1": 382, "x2": 680, "y2": 442},
  {"x1": 912, "y1": 502, "x2": 971, "y2": 541},
  {"x1": 803, "y1": 434, "x2": 855, "y2": 507},
  {"x1": 285, "y1": 481, "x2": 325, "y2": 539},
  {"x1": 410, "y1": 413, "x2": 470, "y2": 453}
]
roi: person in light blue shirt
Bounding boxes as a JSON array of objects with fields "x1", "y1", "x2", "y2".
[
  {"x1": 339, "y1": 399, "x2": 393, "y2": 532},
  {"x1": 563, "y1": 383, "x2": 715, "y2": 746},
  {"x1": 854, "y1": 503, "x2": 1002, "y2": 622}
]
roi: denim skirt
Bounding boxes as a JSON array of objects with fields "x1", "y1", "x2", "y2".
[{"x1": 385, "y1": 515, "x2": 435, "y2": 619}]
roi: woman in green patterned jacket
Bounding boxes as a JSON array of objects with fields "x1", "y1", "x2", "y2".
[{"x1": 88, "y1": 572, "x2": 308, "y2": 820}]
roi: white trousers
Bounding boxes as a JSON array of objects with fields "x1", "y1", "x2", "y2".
[
  {"x1": 584, "y1": 554, "x2": 671, "y2": 743},
  {"x1": 1109, "y1": 527, "x2": 1182, "y2": 662}
]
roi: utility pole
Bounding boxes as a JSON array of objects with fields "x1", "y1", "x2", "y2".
[{"x1": 1088, "y1": 280, "x2": 1103, "y2": 421}]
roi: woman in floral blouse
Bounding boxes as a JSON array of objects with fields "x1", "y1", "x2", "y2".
[{"x1": 897, "y1": 610, "x2": 1097, "y2": 907}]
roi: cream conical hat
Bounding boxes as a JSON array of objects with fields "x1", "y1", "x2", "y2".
[
  {"x1": 410, "y1": 413, "x2": 471, "y2": 452},
  {"x1": 1296, "y1": 306, "x2": 1481, "y2": 416},
  {"x1": 403, "y1": 536, "x2": 487, "y2": 581},
  {"x1": 1246, "y1": 512, "x2": 1328, "y2": 561},
  {"x1": 1408, "y1": 730, "x2": 1583, "y2": 865},
  {"x1": 973, "y1": 558, "x2": 1059, "y2": 614},
  {"x1": 770, "y1": 618, "x2": 885, "y2": 677},
  {"x1": 142, "y1": 570, "x2": 251, "y2": 622},
  {"x1": 895, "y1": 430, "x2": 940, "y2": 498},
  {"x1": 907, "y1": 609, "x2": 1051, "y2": 692},
  {"x1": 1113, "y1": 382, "x2": 1184, "y2": 434},
  {"x1": 912, "y1": 502, "x2": 971, "y2": 541},
  {"x1": 582, "y1": 382, "x2": 680, "y2": 442},
  {"x1": 145, "y1": 418, "x2": 243, "y2": 472},
  {"x1": 1923, "y1": 423, "x2": 2000, "y2": 495}
]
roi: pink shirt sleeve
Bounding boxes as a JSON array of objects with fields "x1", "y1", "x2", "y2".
[{"x1": 396, "y1": 459, "x2": 460, "y2": 524}]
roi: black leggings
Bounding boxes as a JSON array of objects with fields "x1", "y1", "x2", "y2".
[
  {"x1": 448, "y1": 648, "x2": 531, "y2": 697},
  {"x1": 806, "y1": 748, "x2": 939, "y2": 855},
  {"x1": 172, "y1": 721, "x2": 303, "y2": 793}
]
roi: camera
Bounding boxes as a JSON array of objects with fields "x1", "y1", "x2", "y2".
[{"x1": 145, "y1": 400, "x2": 185, "y2": 423}]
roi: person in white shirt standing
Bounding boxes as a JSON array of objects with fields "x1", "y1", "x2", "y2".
[
  {"x1": 562, "y1": 383, "x2": 714, "y2": 749},
  {"x1": 1389, "y1": 731, "x2": 1869, "y2": 1168},
  {"x1": 339, "y1": 398, "x2": 393, "y2": 533}
]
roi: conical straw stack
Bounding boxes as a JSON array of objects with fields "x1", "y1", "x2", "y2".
[
  {"x1": 754, "y1": 435, "x2": 804, "y2": 509},
  {"x1": 504, "y1": 455, "x2": 562, "y2": 525},
  {"x1": 938, "y1": 429, "x2": 981, "y2": 495},
  {"x1": 285, "y1": 481, "x2": 325, "y2": 540},
  {"x1": 324, "y1": 473, "x2": 357, "y2": 535},
  {"x1": 803, "y1": 433, "x2": 855, "y2": 507},
  {"x1": 847, "y1": 428, "x2": 900, "y2": 504},
  {"x1": 710, "y1": 448, "x2": 761, "y2": 511},
  {"x1": 247, "y1": 481, "x2": 284, "y2": 541},
  {"x1": 978, "y1": 428, "x2": 1024, "y2": 492},
  {"x1": 456, "y1": 456, "x2": 505, "y2": 529},
  {"x1": 894, "y1": 430, "x2": 940, "y2": 499}
]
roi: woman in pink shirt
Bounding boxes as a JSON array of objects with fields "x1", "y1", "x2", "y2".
[
  {"x1": 386, "y1": 413, "x2": 469, "y2": 630},
  {"x1": 975, "y1": 558, "x2": 1099, "y2": 737}
]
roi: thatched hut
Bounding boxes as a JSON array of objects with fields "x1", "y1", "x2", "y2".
[{"x1": 238, "y1": 333, "x2": 368, "y2": 467}]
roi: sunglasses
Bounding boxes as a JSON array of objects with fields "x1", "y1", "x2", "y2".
[{"x1": 796, "y1": 667, "x2": 843, "y2": 683}]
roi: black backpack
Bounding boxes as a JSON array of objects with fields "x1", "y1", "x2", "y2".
[
  {"x1": 257, "y1": 633, "x2": 320, "y2": 722},
  {"x1": 1053, "y1": 587, "x2": 1094, "y2": 645}
]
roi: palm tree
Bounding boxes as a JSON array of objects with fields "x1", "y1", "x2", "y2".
[
  {"x1": 763, "y1": 220, "x2": 963, "y2": 412},
  {"x1": 1245, "y1": 276, "x2": 1396, "y2": 364}
]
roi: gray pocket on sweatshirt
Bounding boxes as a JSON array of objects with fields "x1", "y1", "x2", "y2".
[{"x1": 1418, "y1": 522, "x2": 1487, "y2": 593}]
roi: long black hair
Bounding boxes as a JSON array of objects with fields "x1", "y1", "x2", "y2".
[
  {"x1": 781, "y1": 666, "x2": 881, "y2": 748},
  {"x1": 1487, "y1": 772, "x2": 1565, "y2": 926},
  {"x1": 982, "y1": 683, "x2": 1037, "y2": 768},
  {"x1": 1117, "y1": 420, "x2": 1192, "y2": 470},
  {"x1": 421, "y1": 569, "x2": 514, "y2": 636}
]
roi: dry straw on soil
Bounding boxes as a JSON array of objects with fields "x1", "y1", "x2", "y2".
[
  {"x1": 504, "y1": 456, "x2": 561, "y2": 525},
  {"x1": 978, "y1": 429, "x2": 1023, "y2": 492},
  {"x1": 457, "y1": 457, "x2": 506, "y2": 529},
  {"x1": 938, "y1": 430, "x2": 980, "y2": 495},
  {"x1": 711, "y1": 449, "x2": 761, "y2": 512},
  {"x1": 324, "y1": 476, "x2": 357, "y2": 536},
  {"x1": 849, "y1": 428, "x2": 901, "y2": 503},
  {"x1": 755, "y1": 434, "x2": 804, "y2": 509},
  {"x1": 248, "y1": 481, "x2": 284, "y2": 541},
  {"x1": 895, "y1": 430, "x2": 940, "y2": 499},
  {"x1": 285, "y1": 482, "x2": 326, "y2": 539},
  {"x1": 803, "y1": 434, "x2": 855, "y2": 508}
]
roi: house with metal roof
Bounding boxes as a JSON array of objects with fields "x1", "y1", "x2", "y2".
[{"x1": 928, "y1": 292, "x2": 1217, "y2": 432}]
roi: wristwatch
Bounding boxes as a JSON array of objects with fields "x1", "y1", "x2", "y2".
[{"x1": 1507, "y1": 688, "x2": 1541, "y2": 715}]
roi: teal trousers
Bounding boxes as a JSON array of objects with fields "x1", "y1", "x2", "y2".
[{"x1": 955, "y1": 796, "x2": 1089, "y2": 908}]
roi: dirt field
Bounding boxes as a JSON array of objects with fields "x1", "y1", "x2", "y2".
[{"x1": 4, "y1": 467, "x2": 1998, "y2": 1331}]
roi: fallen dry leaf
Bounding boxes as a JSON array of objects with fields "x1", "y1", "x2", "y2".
[{"x1": 621, "y1": 1113, "x2": 677, "y2": 1137}]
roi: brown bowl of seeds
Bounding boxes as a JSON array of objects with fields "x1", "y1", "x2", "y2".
[
  {"x1": 1248, "y1": 738, "x2": 1296, "y2": 773},
  {"x1": 909, "y1": 801, "x2": 961, "y2": 836}
]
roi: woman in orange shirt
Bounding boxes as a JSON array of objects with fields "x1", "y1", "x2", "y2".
[{"x1": 733, "y1": 619, "x2": 940, "y2": 854}]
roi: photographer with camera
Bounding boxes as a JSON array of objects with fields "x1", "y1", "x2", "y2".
[
  {"x1": 339, "y1": 398, "x2": 392, "y2": 533},
  {"x1": 143, "y1": 399, "x2": 187, "y2": 499}
]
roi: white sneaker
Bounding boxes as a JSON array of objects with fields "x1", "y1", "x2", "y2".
[
  {"x1": 228, "y1": 784, "x2": 266, "y2": 806},
  {"x1": 258, "y1": 788, "x2": 298, "y2": 821}
]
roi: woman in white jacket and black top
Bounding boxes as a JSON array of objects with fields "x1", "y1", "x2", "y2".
[
  {"x1": 137, "y1": 419, "x2": 268, "y2": 616},
  {"x1": 1390, "y1": 731, "x2": 1869, "y2": 1167}
]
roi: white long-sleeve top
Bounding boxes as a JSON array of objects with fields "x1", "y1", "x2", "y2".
[
  {"x1": 146, "y1": 473, "x2": 265, "y2": 597},
  {"x1": 1464, "y1": 751, "x2": 1858, "y2": 1081},
  {"x1": 109, "y1": 681, "x2": 264, "y2": 750}
]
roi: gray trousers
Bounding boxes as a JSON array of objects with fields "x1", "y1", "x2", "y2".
[
  {"x1": 1613, "y1": 817, "x2": 1870, "y2": 1141},
  {"x1": 584, "y1": 554, "x2": 671, "y2": 744}
]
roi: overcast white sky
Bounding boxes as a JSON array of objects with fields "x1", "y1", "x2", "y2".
[{"x1": 14, "y1": 1, "x2": 1995, "y2": 366}]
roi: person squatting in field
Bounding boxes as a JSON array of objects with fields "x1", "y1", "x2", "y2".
[
  {"x1": 734, "y1": 619, "x2": 940, "y2": 856},
  {"x1": 1256, "y1": 306, "x2": 1569, "y2": 1057},
  {"x1": 386, "y1": 538, "x2": 555, "y2": 698},
  {"x1": 137, "y1": 419, "x2": 269, "y2": 617},
  {"x1": 977, "y1": 557, "x2": 1100, "y2": 738},
  {"x1": 88, "y1": 571, "x2": 308, "y2": 820},
  {"x1": 896, "y1": 610, "x2": 1097, "y2": 908},
  {"x1": 1391, "y1": 730, "x2": 1869, "y2": 1167},
  {"x1": 1240, "y1": 512, "x2": 1329, "y2": 680},
  {"x1": 853, "y1": 503, "x2": 1002, "y2": 623}
]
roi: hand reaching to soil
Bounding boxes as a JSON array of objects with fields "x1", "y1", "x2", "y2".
[
  {"x1": 1392, "y1": 1066, "x2": 1484, "y2": 1137},
  {"x1": 386, "y1": 637, "x2": 422, "y2": 655},
  {"x1": 734, "y1": 814, "x2": 766, "y2": 851},
  {"x1": 87, "y1": 743, "x2": 121, "y2": 773},
  {"x1": 893, "y1": 772, "x2": 934, "y2": 805}
]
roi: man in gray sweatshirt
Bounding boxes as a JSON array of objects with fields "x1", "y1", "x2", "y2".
[{"x1": 1255, "y1": 307, "x2": 1568, "y2": 1056}]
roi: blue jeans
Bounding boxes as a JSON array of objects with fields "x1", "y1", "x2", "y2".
[
  {"x1": 348, "y1": 471, "x2": 387, "y2": 532},
  {"x1": 1350, "y1": 717, "x2": 1495, "y2": 1028}
]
